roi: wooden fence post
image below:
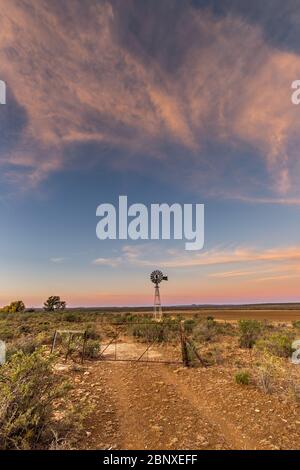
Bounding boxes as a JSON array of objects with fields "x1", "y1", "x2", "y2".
[
  {"x1": 51, "y1": 330, "x2": 58, "y2": 354},
  {"x1": 82, "y1": 331, "x2": 87, "y2": 364},
  {"x1": 180, "y1": 321, "x2": 190, "y2": 367}
]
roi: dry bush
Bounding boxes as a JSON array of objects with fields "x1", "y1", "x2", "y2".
[
  {"x1": 193, "y1": 318, "x2": 219, "y2": 343},
  {"x1": 255, "y1": 353, "x2": 283, "y2": 394},
  {"x1": 6, "y1": 337, "x2": 38, "y2": 360},
  {"x1": 0, "y1": 348, "x2": 86, "y2": 449},
  {"x1": 288, "y1": 379, "x2": 300, "y2": 403},
  {"x1": 193, "y1": 318, "x2": 235, "y2": 344}
]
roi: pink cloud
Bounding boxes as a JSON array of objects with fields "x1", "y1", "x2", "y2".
[{"x1": 1, "y1": 1, "x2": 300, "y2": 198}]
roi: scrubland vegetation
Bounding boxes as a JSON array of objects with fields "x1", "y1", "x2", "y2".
[
  {"x1": 0, "y1": 347, "x2": 89, "y2": 449},
  {"x1": 0, "y1": 303, "x2": 300, "y2": 449}
]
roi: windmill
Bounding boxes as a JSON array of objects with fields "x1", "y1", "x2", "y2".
[{"x1": 150, "y1": 270, "x2": 168, "y2": 321}]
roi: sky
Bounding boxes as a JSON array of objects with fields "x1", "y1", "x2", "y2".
[{"x1": 1, "y1": 0, "x2": 300, "y2": 307}]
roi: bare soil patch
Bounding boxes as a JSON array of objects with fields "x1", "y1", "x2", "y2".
[{"x1": 74, "y1": 336, "x2": 300, "y2": 450}]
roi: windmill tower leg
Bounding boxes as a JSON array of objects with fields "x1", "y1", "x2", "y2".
[{"x1": 154, "y1": 283, "x2": 163, "y2": 322}]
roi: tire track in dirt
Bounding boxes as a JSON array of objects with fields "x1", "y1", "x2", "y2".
[
  {"x1": 157, "y1": 366, "x2": 257, "y2": 450},
  {"x1": 73, "y1": 339, "x2": 300, "y2": 450},
  {"x1": 172, "y1": 366, "x2": 300, "y2": 450},
  {"x1": 97, "y1": 362, "x2": 232, "y2": 450},
  {"x1": 74, "y1": 365, "x2": 122, "y2": 450}
]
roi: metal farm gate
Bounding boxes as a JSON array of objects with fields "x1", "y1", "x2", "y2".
[{"x1": 51, "y1": 320, "x2": 205, "y2": 367}]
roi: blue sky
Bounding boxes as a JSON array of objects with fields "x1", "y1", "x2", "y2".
[{"x1": 1, "y1": 0, "x2": 300, "y2": 306}]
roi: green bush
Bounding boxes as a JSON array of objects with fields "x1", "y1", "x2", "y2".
[
  {"x1": 129, "y1": 320, "x2": 178, "y2": 343},
  {"x1": 1, "y1": 301, "x2": 25, "y2": 313},
  {"x1": 238, "y1": 320, "x2": 262, "y2": 349},
  {"x1": 183, "y1": 319, "x2": 196, "y2": 334},
  {"x1": 0, "y1": 349, "x2": 70, "y2": 449},
  {"x1": 193, "y1": 318, "x2": 219, "y2": 343},
  {"x1": 130, "y1": 322, "x2": 167, "y2": 342},
  {"x1": 124, "y1": 312, "x2": 134, "y2": 322},
  {"x1": 18, "y1": 324, "x2": 32, "y2": 334},
  {"x1": 0, "y1": 326, "x2": 15, "y2": 341},
  {"x1": 85, "y1": 324, "x2": 100, "y2": 340},
  {"x1": 84, "y1": 339, "x2": 100, "y2": 358},
  {"x1": 235, "y1": 371, "x2": 251, "y2": 386},
  {"x1": 63, "y1": 312, "x2": 79, "y2": 323},
  {"x1": 206, "y1": 316, "x2": 215, "y2": 321},
  {"x1": 6, "y1": 338, "x2": 38, "y2": 360},
  {"x1": 36, "y1": 331, "x2": 54, "y2": 346},
  {"x1": 256, "y1": 333, "x2": 294, "y2": 358},
  {"x1": 292, "y1": 321, "x2": 300, "y2": 329}
]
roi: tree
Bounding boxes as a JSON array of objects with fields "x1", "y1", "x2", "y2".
[
  {"x1": 1, "y1": 300, "x2": 25, "y2": 313},
  {"x1": 43, "y1": 296, "x2": 66, "y2": 312}
]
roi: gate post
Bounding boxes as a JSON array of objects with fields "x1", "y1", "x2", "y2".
[
  {"x1": 82, "y1": 330, "x2": 87, "y2": 364},
  {"x1": 180, "y1": 321, "x2": 190, "y2": 367}
]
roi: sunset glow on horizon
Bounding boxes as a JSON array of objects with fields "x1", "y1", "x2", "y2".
[{"x1": 1, "y1": 0, "x2": 300, "y2": 308}]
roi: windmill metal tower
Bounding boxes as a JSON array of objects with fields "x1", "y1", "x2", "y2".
[{"x1": 150, "y1": 270, "x2": 168, "y2": 321}]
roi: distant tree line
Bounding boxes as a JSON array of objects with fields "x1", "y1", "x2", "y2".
[{"x1": 0, "y1": 296, "x2": 66, "y2": 313}]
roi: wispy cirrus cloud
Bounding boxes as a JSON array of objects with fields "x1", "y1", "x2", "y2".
[
  {"x1": 92, "y1": 244, "x2": 300, "y2": 270},
  {"x1": 92, "y1": 257, "x2": 122, "y2": 268},
  {"x1": 49, "y1": 257, "x2": 66, "y2": 264},
  {"x1": 1, "y1": 0, "x2": 300, "y2": 199}
]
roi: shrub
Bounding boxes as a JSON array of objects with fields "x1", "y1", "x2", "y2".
[
  {"x1": 6, "y1": 337, "x2": 38, "y2": 360},
  {"x1": 63, "y1": 312, "x2": 79, "y2": 323},
  {"x1": 130, "y1": 322, "x2": 167, "y2": 342},
  {"x1": 235, "y1": 371, "x2": 251, "y2": 386},
  {"x1": 0, "y1": 349, "x2": 70, "y2": 449},
  {"x1": 183, "y1": 339, "x2": 211, "y2": 367},
  {"x1": 256, "y1": 354, "x2": 281, "y2": 394},
  {"x1": 257, "y1": 366, "x2": 274, "y2": 394},
  {"x1": 124, "y1": 312, "x2": 134, "y2": 322},
  {"x1": 129, "y1": 320, "x2": 178, "y2": 343},
  {"x1": 1, "y1": 301, "x2": 25, "y2": 313},
  {"x1": 289, "y1": 380, "x2": 300, "y2": 403},
  {"x1": 206, "y1": 316, "x2": 215, "y2": 321},
  {"x1": 193, "y1": 318, "x2": 219, "y2": 343},
  {"x1": 36, "y1": 331, "x2": 53, "y2": 346},
  {"x1": 183, "y1": 319, "x2": 196, "y2": 334},
  {"x1": 85, "y1": 324, "x2": 100, "y2": 340},
  {"x1": 0, "y1": 326, "x2": 15, "y2": 341},
  {"x1": 292, "y1": 321, "x2": 300, "y2": 329},
  {"x1": 215, "y1": 321, "x2": 236, "y2": 336},
  {"x1": 18, "y1": 324, "x2": 32, "y2": 334},
  {"x1": 238, "y1": 320, "x2": 262, "y2": 349},
  {"x1": 84, "y1": 339, "x2": 100, "y2": 358},
  {"x1": 207, "y1": 346, "x2": 223, "y2": 365},
  {"x1": 256, "y1": 333, "x2": 294, "y2": 358}
]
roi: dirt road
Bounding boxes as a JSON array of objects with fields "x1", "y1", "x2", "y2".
[
  {"x1": 77, "y1": 362, "x2": 231, "y2": 450},
  {"x1": 74, "y1": 358, "x2": 300, "y2": 450}
]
